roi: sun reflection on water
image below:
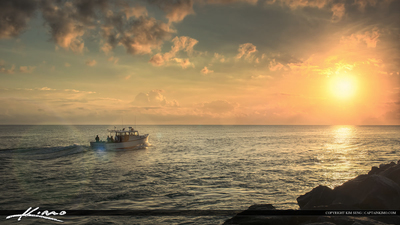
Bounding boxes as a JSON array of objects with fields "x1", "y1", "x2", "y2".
[
  {"x1": 321, "y1": 125, "x2": 362, "y2": 188},
  {"x1": 332, "y1": 125, "x2": 355, "y2": 144}
]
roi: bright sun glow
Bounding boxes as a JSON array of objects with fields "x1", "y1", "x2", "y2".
[{"x1": 329, "y1": 75, "x2": 357, "y2": 99}]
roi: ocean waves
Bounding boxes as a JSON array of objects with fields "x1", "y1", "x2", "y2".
[
  {"x1": 0, "y1": 125, "x2": 399, "y2": 224},
  {"x1": 0, "y1": 144, "x2": 88, "y2": 160}
]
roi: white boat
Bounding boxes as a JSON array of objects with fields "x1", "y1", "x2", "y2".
[{"x1": 90, "y1": 127, "x2": 149, "y2": 150}]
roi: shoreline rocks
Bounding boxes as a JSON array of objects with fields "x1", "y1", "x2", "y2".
[{"x1": 223, "y1": 160, "x2": 400, "y2": 225}]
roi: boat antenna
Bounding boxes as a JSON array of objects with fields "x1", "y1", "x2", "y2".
[{"x1": 135, "y1": 115, "x2": 136, "y2": 129}]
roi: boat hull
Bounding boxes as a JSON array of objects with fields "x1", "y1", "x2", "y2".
[{"x1": 90, "y1": 134, "x2": 149, "y2": 150}]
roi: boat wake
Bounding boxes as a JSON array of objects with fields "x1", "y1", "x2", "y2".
[{"x1": 0, "y1": 144, "x2": 89, "y2": 160}]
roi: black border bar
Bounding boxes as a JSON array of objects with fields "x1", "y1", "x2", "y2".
[{"x1": 1, "y1": 210, "x2": 399, "y2": 216}]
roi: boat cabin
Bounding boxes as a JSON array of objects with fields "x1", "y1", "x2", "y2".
[{"x1": 107, "y1": 127, "x2": 140, "y2": 142}]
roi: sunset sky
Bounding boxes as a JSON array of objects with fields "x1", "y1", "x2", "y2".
[{"x1": 0, "y1": 0, "x2": 399, "y2": 125}]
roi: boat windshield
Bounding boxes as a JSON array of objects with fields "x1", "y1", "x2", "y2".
[{"x1": 112, "y1": 131, "x2": 139, "y2": 136}]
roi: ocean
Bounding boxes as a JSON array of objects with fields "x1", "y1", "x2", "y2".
[{"x1": 0, "y1": 125, "x2": 399, "y2": 224}]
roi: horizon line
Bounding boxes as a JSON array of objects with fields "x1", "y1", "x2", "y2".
[{"x1": 0, "y1": 124, "x2": 398, "y2": 126}]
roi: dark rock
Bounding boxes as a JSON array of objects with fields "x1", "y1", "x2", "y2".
[
  {"x1": 246, "y1": 204, "x2": 276, "y2": 210},
  {"x1": 377, "y1": 163, "x2": 400, "y2": 187},
  {"x1": 377, "y1": 162, "x2": 396, "y2": 174},
  {"x1": 298, "y1": 161, "x2": 400, "y2": 210},
  {"x1": 379, "y1": 163, "x2": 391, "y2": 170},
  {"x1": 333, "y1": 174, "x2": 400, "y2": 209},
  {"x1": 370, "y1": 162, "x2": 397, "y2": 176},
  {"x1": 224, "y1": 160, "x2": 400, "y2": 224},
  {"x1": 366, "y1": 161, "x2": 400, "y2": 186},
  {"x1": 297, "y1": 185, "x2": 336, "y2": 210},
  {"x1": 368, "y1": 166, "x2": 379, "y2": 175}
]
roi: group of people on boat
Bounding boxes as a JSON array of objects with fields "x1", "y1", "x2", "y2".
[
  {"x1": 107, "y1": 135, "x2": 121, "y2": 143},
  {"x1": 94, "y1": 135, "x2": 122, "y2": 143}
]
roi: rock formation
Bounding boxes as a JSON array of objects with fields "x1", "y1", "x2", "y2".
[{"x1": 224, "y1": 160, "x2": 400, "y2": 225}]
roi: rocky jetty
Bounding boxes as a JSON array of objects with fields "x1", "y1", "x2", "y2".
[{"x1": 223, "y1": 160, "x2": 400, "y2": 225}]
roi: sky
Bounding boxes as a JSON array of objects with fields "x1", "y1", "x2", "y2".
[{"x1": 0, "y1": 0, "x2": 399, "y2": 125}]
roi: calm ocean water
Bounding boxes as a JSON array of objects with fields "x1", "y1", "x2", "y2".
[{"x1": 0, "y1": 125, "x2": 399, "y2": 224}]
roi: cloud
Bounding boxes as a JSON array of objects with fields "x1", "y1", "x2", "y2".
[
  {"x1": 167, "y1": 36, "x2": 199, "y2": 59},
  {"x1": 97, "y1": 3, "x2": 178, "y2": 56},
  {"x1": 1, "y1": 0, "x2": 269, "y2": 60},
  {"x1": 135, "y1": 92, "x2": 150, "y2": 104},
  {"x1": 0, "y1": 61, "x2": 35, "y2": 74},
  {"x1": 64, "y1": 88, "x2": 96, "y2": 94},
  {"x1": 273, "y1": 92, "x2": 299, "y2": 97},
  {"x1": 265, "y1": 0, "x2": 396, "y2": 25},
  {"x1": 65, "y1": 62, "x2": 71, "y2": 67},
  {"x1": 164, "y1": 0, "x2": 195, "y2": 23},
  {"x1": 149, "y1": 36, "x2": 198, "y2": 67},
  {"x1": 201, "y1": 100, "x2": 238, "y2": 114},
  {"x1": 149, "y1": 0, "x2": 261, "y2": 24},
  {"x1": 85, "y1": 59, "x2": 97, "y2": 66},
  {"x1": 353, "y1": 0, "x2": 378, "y2": 11},
  {"x1": 148, "y1": 53, "x2": 165, "y2": 66},
  {"x1": 0, "y1": 65, "x2": 15, "y2": 74},
  {"x1": 340, "y1": 28, "x2": 380, "y2": 48},
  {"x1": 0, "y1": 0, "x2": 177, "y2": 57},
  {"x1": 173, "y1": 58, "x2": 194, "y2": 68},
  {"x1": 8, "y1": 86, "x2": 96, "y2": 94},
  {"x1": 201, "y1": 0, "x2": 258, "y2": 5},
  {"x1": 134, "y1": 90, "x2": 179, "y2": 107},
  {"x1": 0, "y1": 0, "x2": 38, "y2": 39},
  {"x1": 265, "y1": 0, "x2": 329, "y2": 9},
  {"x1": 236, "y1": 43, "x2": 257, "y2": 59},
  {"x1": 38, "y1": 87, "x2": 56, "y2": 91},
  {"x1": 39, "y1": 1, "x2": 174, "y2": 55},
  {"x1": 212, "y1": 53, "x2": 226, "y2": 63},
  {"x1": 149, "y1": 0, "x2": 195, "y2": 23},
  {"x1": 287, "y1": 57, "x2": 320, "y2": 73},
  {"x1": 269, "y1": 59, "x2": 284, "y2": 71},
  {"x1": 117, "y1": 17, "x2": 174, "y2": 55},
  {"x1": 201, "y1": 66, "x2": 214, "y2": 74},
  {"x1": 151, "y1": 0, "x2": 261, "y2": 23},
  {"x1": 123, "y1": 5, "x2": 148, "y2": 19},
  {"x1": 250, "y1": 74, "x2": 273, "y2": 79},
  {"x1": 101, "y1": 42, "x2": 113, "y2": 55},
  {"x1": 107, "y1": 56, "x2": 119, "y2": 64},
  {"x1": 359, "y1": 29, "x2": 380, "y2": 48},
  {"x1": 19, "y1": 66, "x2": 35, "y2": 73},
  {"x1": 331, "y1": 3, "x2": 345, "y2": 22},
  {"x1": 40, "y1": 1, "x2": 94, "y2": 53}
]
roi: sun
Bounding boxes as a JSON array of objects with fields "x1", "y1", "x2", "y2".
[{"x1": 329, "y1": 75, "x2": 357, "y2": 100}]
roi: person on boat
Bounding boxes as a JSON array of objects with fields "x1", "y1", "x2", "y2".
[
  {"x1": 107, "y1": 136, "x2": 110, "y2": 142},
  {"x1": 95, "y1": 135, "x2": 100, "y2": 142},
  {"x1": 110, "y1": 136, "x2": 114, "y2": 142},
  {"x1": 115, "y1": 135, "x2": 119, "y2": 142}
]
